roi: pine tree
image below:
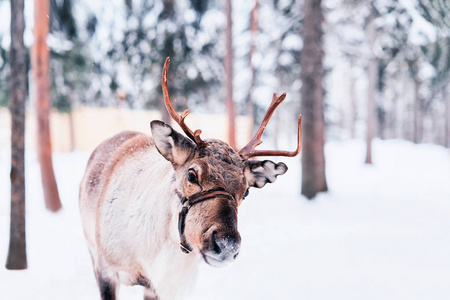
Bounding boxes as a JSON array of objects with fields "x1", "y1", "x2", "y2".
[
  {"x1": 6, "y1": 0, "x2": 28, "y2": 270},
  {"x1": 365, "y1": 15, "x2": 377, "y2": 163},
  {"x1": 300, "y1": 0, "x2": 328, "y2": 199},
  {"x1": 33, "y1": 0, "x2": 62, "y2": 212},
  {"x1": 224, "y1": 0, "x2": 236, "y2": 148}
]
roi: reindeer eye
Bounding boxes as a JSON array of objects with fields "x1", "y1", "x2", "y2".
[
  {"x1": 187, "y1": 169, "x2": 198, "y2": 184},
  {"x1": 244, "y1": 189, "x2": 249, "y2": 199}
]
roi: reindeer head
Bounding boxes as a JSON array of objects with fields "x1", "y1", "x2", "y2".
[{"x1": 150, "y1": 58, "x2": 301, "y2": 267}]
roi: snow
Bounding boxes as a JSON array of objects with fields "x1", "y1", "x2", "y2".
[
  {"x1": 398, "y1": 0, "x2": 437, "y2": 44},
  {"x1": 1, "y1": 139, "x2": 450, "y2": 299}
]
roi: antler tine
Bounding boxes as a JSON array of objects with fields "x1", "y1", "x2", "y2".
[
  {"x1": 162, "y1": 57, "x2": 203, "y2": 143},
  {"x1": 239, "y1": 93, "x2": 302, "y2": 159}
]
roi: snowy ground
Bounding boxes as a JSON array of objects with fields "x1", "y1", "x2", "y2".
[{"x1": 1, "y1": 139, "x2": 450, "y2": 299}]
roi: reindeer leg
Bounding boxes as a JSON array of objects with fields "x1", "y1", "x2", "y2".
[
  {"x1": 135, "y1": 274, "x2": 159, "y2": 300},
  {"x1": 143, "y1": 287, "x2": 159, "y2": 300},
  {"x1": 95, "y1": 271, "x2": 118, "y2": 300}
]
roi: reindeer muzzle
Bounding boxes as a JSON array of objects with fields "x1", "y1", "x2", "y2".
[{"x1": 178, "y1": 187, "x2": 236, "y2": 254}]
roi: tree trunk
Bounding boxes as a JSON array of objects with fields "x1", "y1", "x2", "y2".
[
  {"x1": 247, "y1": 0, "x2": 259, "y2": 133},
  {"x1": 401, "y1": 72, "x2": 410, "y2": 141},
  {"x1": 349, "y1": 59, "x2": 356, "y2": 139},
  {"x1": 365, "y1": 17, "x2": 377, "y2": 165},
  {"x1": 445, "y1": 85, "x2": 450, "y2": 148},
  {"x1": 68, "y1": 104, "x2": 76, "y2": 152},
  {"x1": 6, "y1": 0, "x2": 28, "y2": 270},
  {"x1": 413, "y1": 77, "x2": 422, "y2": 144},
  {"x1": 33, "y1": 0, "x2": 62, "y2": 212},
  {"x1": 159, "y1": 0, "x2": 174, "y2": 125},
  {"x1": 392, "y1": 76, "x2": 399, "y2": 139},
  {"x1": 225, "y1": 0, "x2": 236, "y2": 149},
  {"x1": 300, "y1": 0, "x2": 328, "y2": 199}
]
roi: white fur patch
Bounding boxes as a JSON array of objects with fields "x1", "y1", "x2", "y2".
[{"x1": 89, "y1": 145, "x2": 202, "y2": 299}]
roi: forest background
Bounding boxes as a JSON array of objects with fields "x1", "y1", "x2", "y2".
[{"x1": 0, "y1": 0, "x2": 448, "y2": 153}]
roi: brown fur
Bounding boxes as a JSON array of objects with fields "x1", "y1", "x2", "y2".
[
  {"x1": 196, "y1": 139, "x2": 248, "y2": 200},
  {"x1": 82, "y1": 131, "x2": 142, "y2": 199}
]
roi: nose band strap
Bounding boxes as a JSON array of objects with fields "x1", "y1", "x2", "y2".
[{"x1": 178, "y1": 188, "x2": 236, "y2": 254}]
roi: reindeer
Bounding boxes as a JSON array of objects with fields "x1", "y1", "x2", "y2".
[{"x1": 79, "y1": 57, "x2": 302, "y2": 300}]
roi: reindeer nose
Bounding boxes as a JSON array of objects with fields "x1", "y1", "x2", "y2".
[{"x1": 210, "y1": 231, "x2": 241, "y2": 261}]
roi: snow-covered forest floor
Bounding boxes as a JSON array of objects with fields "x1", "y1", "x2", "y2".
[{"x1": 1, "y1": 139, "x2": 450, "y2": 299}]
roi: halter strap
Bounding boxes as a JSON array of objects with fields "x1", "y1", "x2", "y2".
[{"x1": 178, "y1": 187, "x2": 236, "y2": 254}]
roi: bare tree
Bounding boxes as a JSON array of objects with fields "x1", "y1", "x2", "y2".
[
  {"x1": 225, "y1": 0, "x2": 236, "y2": 148},
  {"x1": 349, "y1": 60, "x2": 357, "y2": 138},
  {"x1": 445, "y1": 85, "x2": 450, "y2": 148},
  {"x1": 6, "y1": 0, "x2": 27, "y2": 270},
  {"x1": 158, "y1": 0, "x2": 174, "y2": 124},
  {"x1": 300, "y1": 0, "x2": 328, "y2": 199},
  {"x1": 33, "y1": 0, "x2": 62, "y2": 212},
  {"x1": 413, "y1": 75, "x2": 423, "y2": 144},
  {"x1": 365, "y1": 16, "x2": 377, "y2": 164},
  {"x1": 247, "y1": 0, "x2": 259, "y2": 134}
]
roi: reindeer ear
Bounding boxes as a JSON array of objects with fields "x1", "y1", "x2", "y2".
[
  {"x1": 150, "y1": 120, "x2": 195, "y2": 167},
  {"x1": 245, "y1": 160, "x2": 288, "y2": 188}
]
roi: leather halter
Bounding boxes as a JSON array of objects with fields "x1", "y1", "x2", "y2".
[{"x1": 177, "y1": 187, "x2": 236, "y2": 254}]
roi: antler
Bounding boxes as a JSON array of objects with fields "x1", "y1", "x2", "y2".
[
  {"x1": 162, "y1": 57, "x2": 204, "y2": 144},
  {"x1": 239, "y1": 93, "x2": 302, "y2": 159}
]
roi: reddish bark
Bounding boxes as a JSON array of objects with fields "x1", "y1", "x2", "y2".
[
  {"x1": 247, "y1": 0, "x2": 259, "y2": 133},
  {"x1": 33, "y1": 0, "x2": 62, "y2": 212},
  {"x1": 225, "y1": 0, "x2": 236, "y2": 149}
]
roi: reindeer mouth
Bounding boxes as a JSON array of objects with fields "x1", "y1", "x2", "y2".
[
  {"x1": 202, "y1": 249, "x2": 240, "y2": 267},
  {"x1": 202, "y1": 251, "x2": 230, "y2": 268}
]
